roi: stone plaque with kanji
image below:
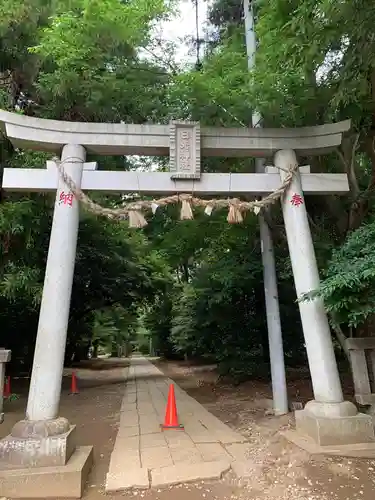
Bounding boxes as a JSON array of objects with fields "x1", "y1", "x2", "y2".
[{"x1": 169, "y1": 121, "x2": 201, "y2": 180}]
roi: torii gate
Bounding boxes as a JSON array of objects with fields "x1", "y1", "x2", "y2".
[{"x1": 0, "y1": 111, "x2": 374, "y2": 497}]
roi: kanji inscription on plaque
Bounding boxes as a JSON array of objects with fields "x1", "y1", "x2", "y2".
[{"x1": 169, "y1": 121, "x2": 201, "y2": 180}]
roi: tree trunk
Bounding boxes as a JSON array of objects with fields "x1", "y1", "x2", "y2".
[
  {"x1": 92, "y1": 340, "x2": 99, "y2": 359},
  {"x1": 124, "y1": 342, "x2": 131, "y2": 358},
  {"x1": 111, "y1": 341, "x2": 118, "y2": 357},
  {"x1": 331, "y1": 322, "x2": 349, "y2": 360}
]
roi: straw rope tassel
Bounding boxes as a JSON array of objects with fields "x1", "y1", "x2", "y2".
[
  {"x1": 227, "y1": 200, "x2": 243, "y2": 224},
  {"x1": 180, "y1": 196, "x2": 194, "y2": 220},
  {"x1": 128, "y1": 209, "x2": 148, "y2": 228}
]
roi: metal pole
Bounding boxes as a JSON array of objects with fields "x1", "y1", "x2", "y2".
[{"x1": 244, "y1": 0, "x2": 288, "y2": 415}]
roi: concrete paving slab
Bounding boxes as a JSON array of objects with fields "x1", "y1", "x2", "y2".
[
  {"x1": 141, "y1": 446, "x2": 173, "y2": 469},
  {"x1": 164, "y1": 432, "x2": 195, "y2": 448},
  {"x1": 151, "y1": 460, "x2": 231, "y2": 487},
  {"x1": 117, "y1": 425, "x2": 139, "y2": 438},
  {"x1": 169, "y1": 446, "x2": 203, "y2": 465},
  {"x1": 140, "y1": 432, "x2": 167, "y2": 449},
  {"x1": 139, "y1": 414, "x2": 159, "y2": 427},
  {"x1": 197, "y1": 442, "x2": 231, "y2": 462},
  {"x1": 106, "y1": 356, "x2": 251, "y2": 491},
  {"x1": 119, "y1": 412, "x2": 139, "y2": 427},
  {"x1": 110, "y1": 448, "x2": 141, "y2": 469},
  {"x1": 138, "y1": 393, "x2": 151, "y2": 402},
  {"x1": 125, "y1": 393, "x2": 136, "y2": 404},
  {"x1": 137, "y1": 403, "x2": 156, "y2": 415},
  {"x1": 140, "y1": 422, "x2": 161, "y2": 435},
  {"x1": 125, "y1": 387, "x2": 137, "y2": 394},
  {"x1": 120, "y1": 402, "x2": 137, "y2": 413},
  {"x1": 183, "y1": 422, "x2": 220, "y2": 443},
  {"x1": 113, "y1": 435, "x2": 139, "y2": 451},
  {"x1": 106, "y1": 467, "x2": 149, "y2": 492}
]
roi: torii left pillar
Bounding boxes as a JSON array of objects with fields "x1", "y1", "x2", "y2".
[{"x1": 0, "y1": 145, "x2": 93, "y2": 498}]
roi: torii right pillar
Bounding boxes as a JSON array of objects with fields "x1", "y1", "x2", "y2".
[{"x1": 274, "y1": 149, "x2": 375, "y2": 448}]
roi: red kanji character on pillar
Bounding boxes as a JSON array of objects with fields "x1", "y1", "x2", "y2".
[
  {"x1": 59, "y1": 191, "x2": 74, "y2": 207},
  {"x1": 290, "y1": 193, "x2": 304, "y2": 207}
]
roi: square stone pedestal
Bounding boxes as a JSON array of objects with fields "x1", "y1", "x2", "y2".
[
  {"x1": 295, "y1": 408, "x2": 375, "y2": 446},
  {"x1": 0, "y1": 425, "x2": 76, "y2": 468},
  {"x1": 0, "y1": 446, "x2": 93, "y2": 498},
  {"x1": 0, "y1": 424, "x2": 93, "y2": 498}
]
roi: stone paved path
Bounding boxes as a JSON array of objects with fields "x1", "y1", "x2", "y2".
[{"x1": 105, "y1": 357, "x2": 252, "y2": 492}]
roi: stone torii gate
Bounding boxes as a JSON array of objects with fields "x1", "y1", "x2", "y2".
[{"x1": 0, "y1": 111, "x2": 374, "y2": 497}]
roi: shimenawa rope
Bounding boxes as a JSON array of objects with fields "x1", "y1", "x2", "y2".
[{"x1": 53, "y1": 156, "x2": 298, "y2": 228}]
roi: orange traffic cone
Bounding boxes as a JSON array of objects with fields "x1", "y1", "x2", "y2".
[
  {"x1": 161, "y1": 384, "x2": 184, "y2": 430},
  {"x1": 69, "y1": 372, "x2": 79, "y2": 395},
  {"x1": 3, "y1": 376, "x2": 11, "y2": 399}
]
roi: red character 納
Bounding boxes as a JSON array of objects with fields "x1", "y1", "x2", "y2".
[{"x1": 59, "y1": 191, "x2": 74, "y2": 206}]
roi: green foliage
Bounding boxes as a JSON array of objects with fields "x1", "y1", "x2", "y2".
[
  {"x1": 169, "y1": 30, "x2": 250, "y2": 127},
  {"x1": 92, "y1": 304, "x2": 137, "y2": 356},
  {"x1": 249, "y1": 0, "x2": 375, "y2": 128},
  {"x1": 0, "y1": 0, "x2": 175, "y2": 369},
  {"x1": 138, "y1": 343, "x2": 150, "y2": 356},
  {"x1": 152, "y1": 0, "x2": 375, "y2": 375},
  {"x1": 29, "y1": 0, "x2": 173, "y2": 120},
  {"x1": 143, "y1": 293, "x2": 175, "y2": 357},
  {"x1": 304, "y1": 218, "x2": 375, "y2": 328},
  {"x1": 153, "y1": 212, "x2": 305, "y2": 376}
]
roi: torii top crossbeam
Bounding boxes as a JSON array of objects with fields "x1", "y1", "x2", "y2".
[
  {"x1": 0, "y1": 110, "x2": 350, "y2": 195},
  {"x1": 0, "y1": 110, "x2": 350, "y2": 157}
]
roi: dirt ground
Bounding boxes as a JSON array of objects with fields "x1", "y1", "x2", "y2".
[{"x1": 1, "y1": 358, "x2": 375, "y2": 500}]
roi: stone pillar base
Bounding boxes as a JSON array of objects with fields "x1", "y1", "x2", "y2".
[
  {"x1": 295, "y1": 408, "x2": 375, "y2": 446},
  {"x1": 0, "y1": 446, "x2": 93, "y2": 498},
  {"x1": 0, "y1": 425, "x2": 76, "y2": 469},
  {"x1": 0, "y1": 417, "x2": 93, "y2": 498},
  {"x1": 0, "y1": 417, "x2": 76, "y2": 469}
]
